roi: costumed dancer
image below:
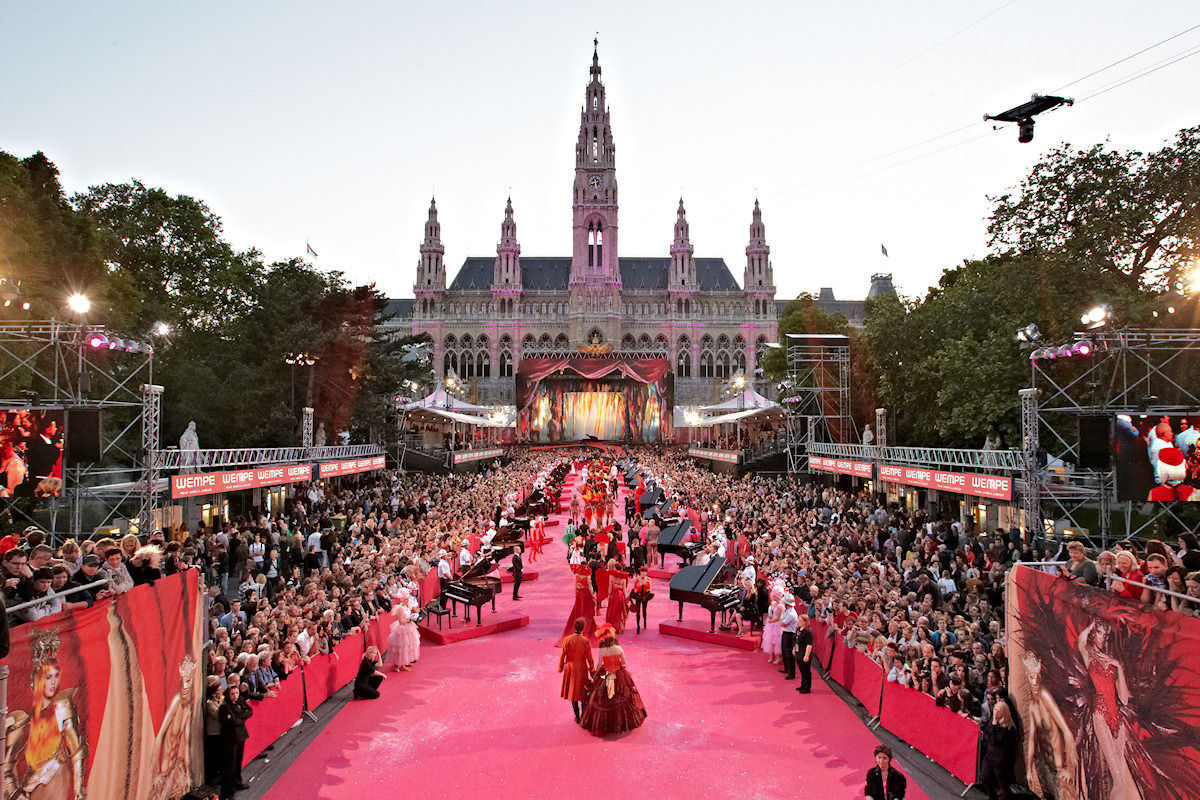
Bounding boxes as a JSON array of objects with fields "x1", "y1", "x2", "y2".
[
  {"x1": 605, "y1": 560, "x2": 630, "y2": 633},
  {"x1": 579, "y1": 623, "x2": 647, "y2": 736},
  {"x1": 559, "y1": 618, "x2": 595, "y2": 724},
  {"x1": 570, "y1": 491, "x2": 581, "y2": 525},
  {"x1": 629, "y1": 565, "x2": 653, "y2": 634},
  {"x1": 558, "y1": 555, "x2": 599, "y2": 644}
]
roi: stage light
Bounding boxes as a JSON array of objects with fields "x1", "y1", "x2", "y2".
[
  {"x1": 67, "y1": 293, "x2": 91, "y2": 314},
  {"x1": 1055, "y1": 345, "x2": 1074, "y2": 358},
  {"x1": 86, "y1": 332, "x2": 109, "y2": 349},
  {"x1": 1081, "y1": 304, "x2": 1112, "y2": 329},
  {"x1": 1072, "y1": 339, "x2": 1094, "y2": 356},
  {"x1": 107, "y1": 337, "x2": 125, "y2": 351},
  {"x1": 153, "y1": 321, "x2": 171, "y2": 336},
  {"x1": 0, "y1": 279, "x2": 20, "y2": 304},
  {"x1": 1015, "y1": 323, "x2": 1042, "y2": 343}
]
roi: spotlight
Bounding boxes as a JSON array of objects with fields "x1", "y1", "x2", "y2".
[
  {"x1": 0, "y1": 280, "x2": 20, "y2": 304},
  {"x1": 152, "y1": 321, "x2": 171, "y2": 336},
  {"x1": 107, "y1": 337, "x2": 125, "y2": 351},
  {"x1": 1081, "y1": 304, "x2": 1112, "y2": 329},
  {"x1": 1072, "y1": 339, "x2": 1094, "y2": 356},
  {"x1": 1015, "y1": 323, "x2": 1042, "y2": 343},
  {"x1": 67, "y1": 293, "x2": 91, "y2": 314},
  {"x1": 86, "y1": 332, "x2": 109, "y2": 349},
  {"x1": 1055, "y1": 345, "x2": 1074, "y2": 358}
]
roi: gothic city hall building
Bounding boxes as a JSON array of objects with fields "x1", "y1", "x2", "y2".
[{"x1": 398, "y1": 45, "x2": 783, "y2": 407}]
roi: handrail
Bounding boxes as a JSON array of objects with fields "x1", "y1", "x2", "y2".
[
  {"x1": 154, "y1": 444, "x2": 384, "y2": 470},
  {"x1": 6, "y1": 578, "x2": 108, "y2": 614}
]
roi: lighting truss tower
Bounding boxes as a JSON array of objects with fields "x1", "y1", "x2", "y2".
[
  {"x1": 783, "y1": 333, "x2": 851, "y2": 472},
  {"x1": 139, "y1": 384, "x2": 163, "y2": 534},
  {"x1": 0, "y1": 321, "x2": 154, "y2": 539},
  {"x1": 1023, "y1": 328, "x2": 1200, "y2": 547}
]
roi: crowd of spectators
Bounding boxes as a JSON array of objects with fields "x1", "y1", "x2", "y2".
[{"x1": 3, "y1": 443, "x2": 1198, "y2": 798}]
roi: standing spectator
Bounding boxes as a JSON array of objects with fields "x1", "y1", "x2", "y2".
[
  {"x1": 979, "y1": 700, "x2": 1019, "y2": 800},
  {"x1": 204, "y1": 676, "x2": 224, "y2": 787},
  {"x1": 15, "y1": 569, "x2": 62, "y2": 623},
  {"x1": 217, "y1": 684, "x2": 252, "y2": 798},
  {"x1": 1060, "y1": 541, "x2": 1099, "y2": 586},
  {"x1": 99, "y1": 548, "x2": 135, "y2": 594},
  {"x1": 779, "y1": 593, "x2": 798, "y2": 681}
]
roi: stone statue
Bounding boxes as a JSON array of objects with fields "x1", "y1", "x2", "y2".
[
  {"x1": 862, "y1": 425, "x2": 875, "y2": 446},
  {"x1": 983, "y1": 431, "x2": 1001, "y2": 451},
  {"x1": 179, "y1": 421, "x2": 199, "y2": 451},
  {"x1": 315, "y1": 422, "x2": 326, "y2": 448}
]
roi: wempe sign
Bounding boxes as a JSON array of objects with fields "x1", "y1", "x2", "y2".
[
  {"x1": 878, "y1": 464, "x2": 1012, "y2": 501},
  {"x1": 171, "y1": 463, "x2": 312, "y2": 499}
]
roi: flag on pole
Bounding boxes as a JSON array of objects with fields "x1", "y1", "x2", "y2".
[
  {"x1": 306, "y1": 242, "x2": 319, "y2": 259},
  {"x1": 881, "y1": 243, "x2": 889, "y2": 257}
]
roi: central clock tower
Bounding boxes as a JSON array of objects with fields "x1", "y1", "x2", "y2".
[{"x1": 570, "y1": 39, "x2": 621, "y2": 343}]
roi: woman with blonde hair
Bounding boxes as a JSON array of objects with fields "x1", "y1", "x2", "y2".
[
  {"x1": 353, "y1": 645, "x2": 386, "y2": 699},
  {"x1": 979, "y1": 700, "x2": 1019, "y2": 800}
]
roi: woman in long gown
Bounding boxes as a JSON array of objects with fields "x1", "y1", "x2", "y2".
[
  {"x1": 762, "y1": 586, "x2": 784, "y2": 664},
  {"x1": 579, "y1": 624, "x2": 647, "y2": 736},
  {"x1": 558, "y1": 559, "x2": 598, "y2": 644},
  {"x1": 387, "y1": 589, "x2": 419, "y2": 670},
  {"x1": 605, "y1": 561, "x2": 630, "y2": 633}
]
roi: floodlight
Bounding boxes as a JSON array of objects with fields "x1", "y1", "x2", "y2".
[
  {"x1": 107, "y1": 337, "x2": 125, "y2": 351},
  {"x1": 1072, "y1": 340, "x2": 1094, "y2": 356},
  {"x1": 86, "y1": 332, "x2": 109, "y2": 349},
  {"x1": 1081, "y1": 304, "x2": 1112, "y2": 329},
  {"x1": 67, "y1": 293, "x2": 91, "y2": 314}
]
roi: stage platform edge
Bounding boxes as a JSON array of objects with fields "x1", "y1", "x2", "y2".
[
  {"x1": 659, "y1": 618, "x2": 761, "y2": 651},
  {"x1": 418, "y1": 611, "x2": 530, "y2": 645}
]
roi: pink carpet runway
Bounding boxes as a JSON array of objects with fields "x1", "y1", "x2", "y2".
[{"x1": 261, "y1": 470, "x2": 930, "y2": 800}]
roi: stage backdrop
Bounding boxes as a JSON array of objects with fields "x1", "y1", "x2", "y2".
[
  {"x1": 4, "y1": 570, "x2": 205, "y2": 800},
  {"x1": 1007, "y1": 566, "x2": 1200, "y2": 800},
  {"x1": 516, "y1": 357, "x2": 673, "y2": 444}
]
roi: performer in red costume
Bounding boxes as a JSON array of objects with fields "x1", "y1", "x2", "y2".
[
  {"x1": 558, "y1": 560, "x2": 598, "y2": 644},
  {"x1": 605, "y1": 561, "x2": 630, "y2": 633},
  {"x1": 633, "y1": 476, "x2": 645, "y2": 516},
  {"x1": 579, "y1": 623, "x2": 647, "y2": 736}
]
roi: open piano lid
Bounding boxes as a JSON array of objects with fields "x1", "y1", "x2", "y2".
[
  {"x1": 669, "y1": 556, "x2": 727, "y2": 592},
  {"x1": 458, "y1": 556, "x2": 496, "y2": 581},
  {"x1": 657, "y1": 518, "x2": 693, "y2": 548}
]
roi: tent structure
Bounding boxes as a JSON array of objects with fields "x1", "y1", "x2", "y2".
[
  {"x1": 405, "y1": 406, "x2": 513, "y2": 428},
  {"x1": 699, "y1": 389, "x2": 779, "y2": 414},
  {"x1": 404, "y1": 388, "x2": 491, "y2": 415}
]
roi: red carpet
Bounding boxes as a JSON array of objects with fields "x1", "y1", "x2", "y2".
[{"x1": 261, "y1": 469, "x2": 930, "y2": 800}]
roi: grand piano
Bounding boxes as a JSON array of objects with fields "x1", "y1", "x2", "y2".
[
  {"x1": 668, "y1": 556, "x2": 740, "y2": 632},
  {"x1": 656, "y1": 518, "x2": 702, "y2": 568},
  {"x1": 486, "y1": 527, "x2": 524, "y2": 560},
  {"x1": 443, "y1": 557, "x2": 502, "y2": 625}
]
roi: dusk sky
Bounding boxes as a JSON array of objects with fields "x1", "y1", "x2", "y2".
[{"x1": 5, "y1": 2, "x2": 1197, "y2": 305}]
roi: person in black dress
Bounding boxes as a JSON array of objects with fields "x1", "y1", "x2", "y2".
[
  {"x1": 795, "y1": 614, "x2": 814, "y2": 694},
  {"x1": 354, "y1": 645, "x2": 386, "y2": 699},
  {"x1": 218, "y1": 684, "x2": 253, "y2": 798},
  {"x1": 979, "y1": 700, "x2": 1019, "y2": 800}
]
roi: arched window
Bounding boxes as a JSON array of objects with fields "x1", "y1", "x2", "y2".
[
  {"x1": 444, "y1": 352, "x2": 457, "y2": 375},
  {"x1": 655, "y1": 334, "x2": 668, "y2": 353},
  {"x1": 734, "y1": 351, "x2": 746, "y2": 374},
  {"x1": 522, "y1": 334, "x2": 535, "y2": 352},
  {"x1": 499, "y1": 350, "x2": 513, "y2": 378},
  {"x1": 716, "y1": 352, "x2": 731, "y2": 379},
  {"x1": 678, "y1": 335, "x2": 691, "y2": 350},
  {"x1": 621, "y1": 334, "x2": 636, "y2": 351},
  {"x1": 677, "y1": 350, "x2": 692, "y2": 378},
  {"x1": 588, "y1": 328, "x2": 603, "y2": 344},
  {"x1": 638, "y1": 334, "x2": 652, "y2": 351},
  {"x1": 699, "y1": 351, "x2": 714, "y2": 379},
  {"x1": 539, "y1": 333, "x2": 552, "y2": 350},
  {"x1": 444, "y1": 334, "x2": 457, "y2": 349},
  {"x1": 461, "y1": 351, "x2": 474, "y2": 378},
  {"x1": 461, "y1": 333, "x2": 473, "y2": 349},
  {"x1": 555, "y1": 333, "x2": 570, "y2": 350},
  {"x1": 477, "y1": 351, "x2": 490, "y2": 378}
]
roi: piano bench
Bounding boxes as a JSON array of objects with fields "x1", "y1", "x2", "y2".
[{"x1": 423, "y1": 601, "x2": 452, "y2": 630}]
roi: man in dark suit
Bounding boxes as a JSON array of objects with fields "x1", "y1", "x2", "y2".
[{"x1": 510, "y1": 544, "x2": 524, "y2": 600}]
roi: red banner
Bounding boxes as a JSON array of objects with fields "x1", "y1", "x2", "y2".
[
  {"x1": 171, "y1": 463, "x2": 312, "y2": 498},
  {"x1": 880, "y1": 682, "x2": 978, "y2": 784},
  {"x1": 4, "y1": 570, "x2": 204, "y2": 800},
  {"x1": 1007, "y1": 566, "x2": 1200, "y2": 800},
  {"x1": 242, "y1": 672, "x2": 304, "y2": 766},
  {"x1": 318, "y1": 455, "x2": 386, "y2": 478},
  {"x1": 809, "y1": 456, "x2": 874, "y2": 479},
  {"x1": 878, "y1": 463, "x2": 1012, "y2": 500},
  {"x1": 828, "y1": 641, "x2": 884, "y2": 717}
]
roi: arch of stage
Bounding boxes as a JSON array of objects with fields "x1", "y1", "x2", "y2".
[{"x1": 515, "y1": 355, "x2": 673, "y2": 444}]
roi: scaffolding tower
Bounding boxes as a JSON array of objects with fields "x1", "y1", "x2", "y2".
[
  {"x1": 783, "y1": 333, "x2": 851, "y2": 472},
  {"x1": 1021, "y1": 327, "x2": 1200, "y2": 548}
]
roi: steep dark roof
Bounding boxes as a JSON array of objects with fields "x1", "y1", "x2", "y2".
[
  {"x1": 381, "y1": 298, "x2": 414, "y2": 320},
  {"x1": 447, "y1": 256, "x2": 741, "y2": 292}
]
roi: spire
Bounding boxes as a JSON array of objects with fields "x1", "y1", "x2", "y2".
[
  {"x1": 494, "y1": 196, "x2": 521, "y2": 290},
  {"x1": 591, "y1": 36, "x2": 601, "y2": 80},
  {"x1": 744, "y1": 199, "x2": 773, "y2": 292},
  {"x1": 416, "y1": 196, "x2": 445, "y2": 293},
  {"x1": 670, "y1": 197, "x2": 695, "y2": 292}
]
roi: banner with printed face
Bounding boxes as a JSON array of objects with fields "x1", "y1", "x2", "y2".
[
  {"x1": 1007, "y1": 566, "x2": 1200, "y2": 800},
  {"x1": 4, "y1": 570, "x2": 204, "y2": 800}
]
